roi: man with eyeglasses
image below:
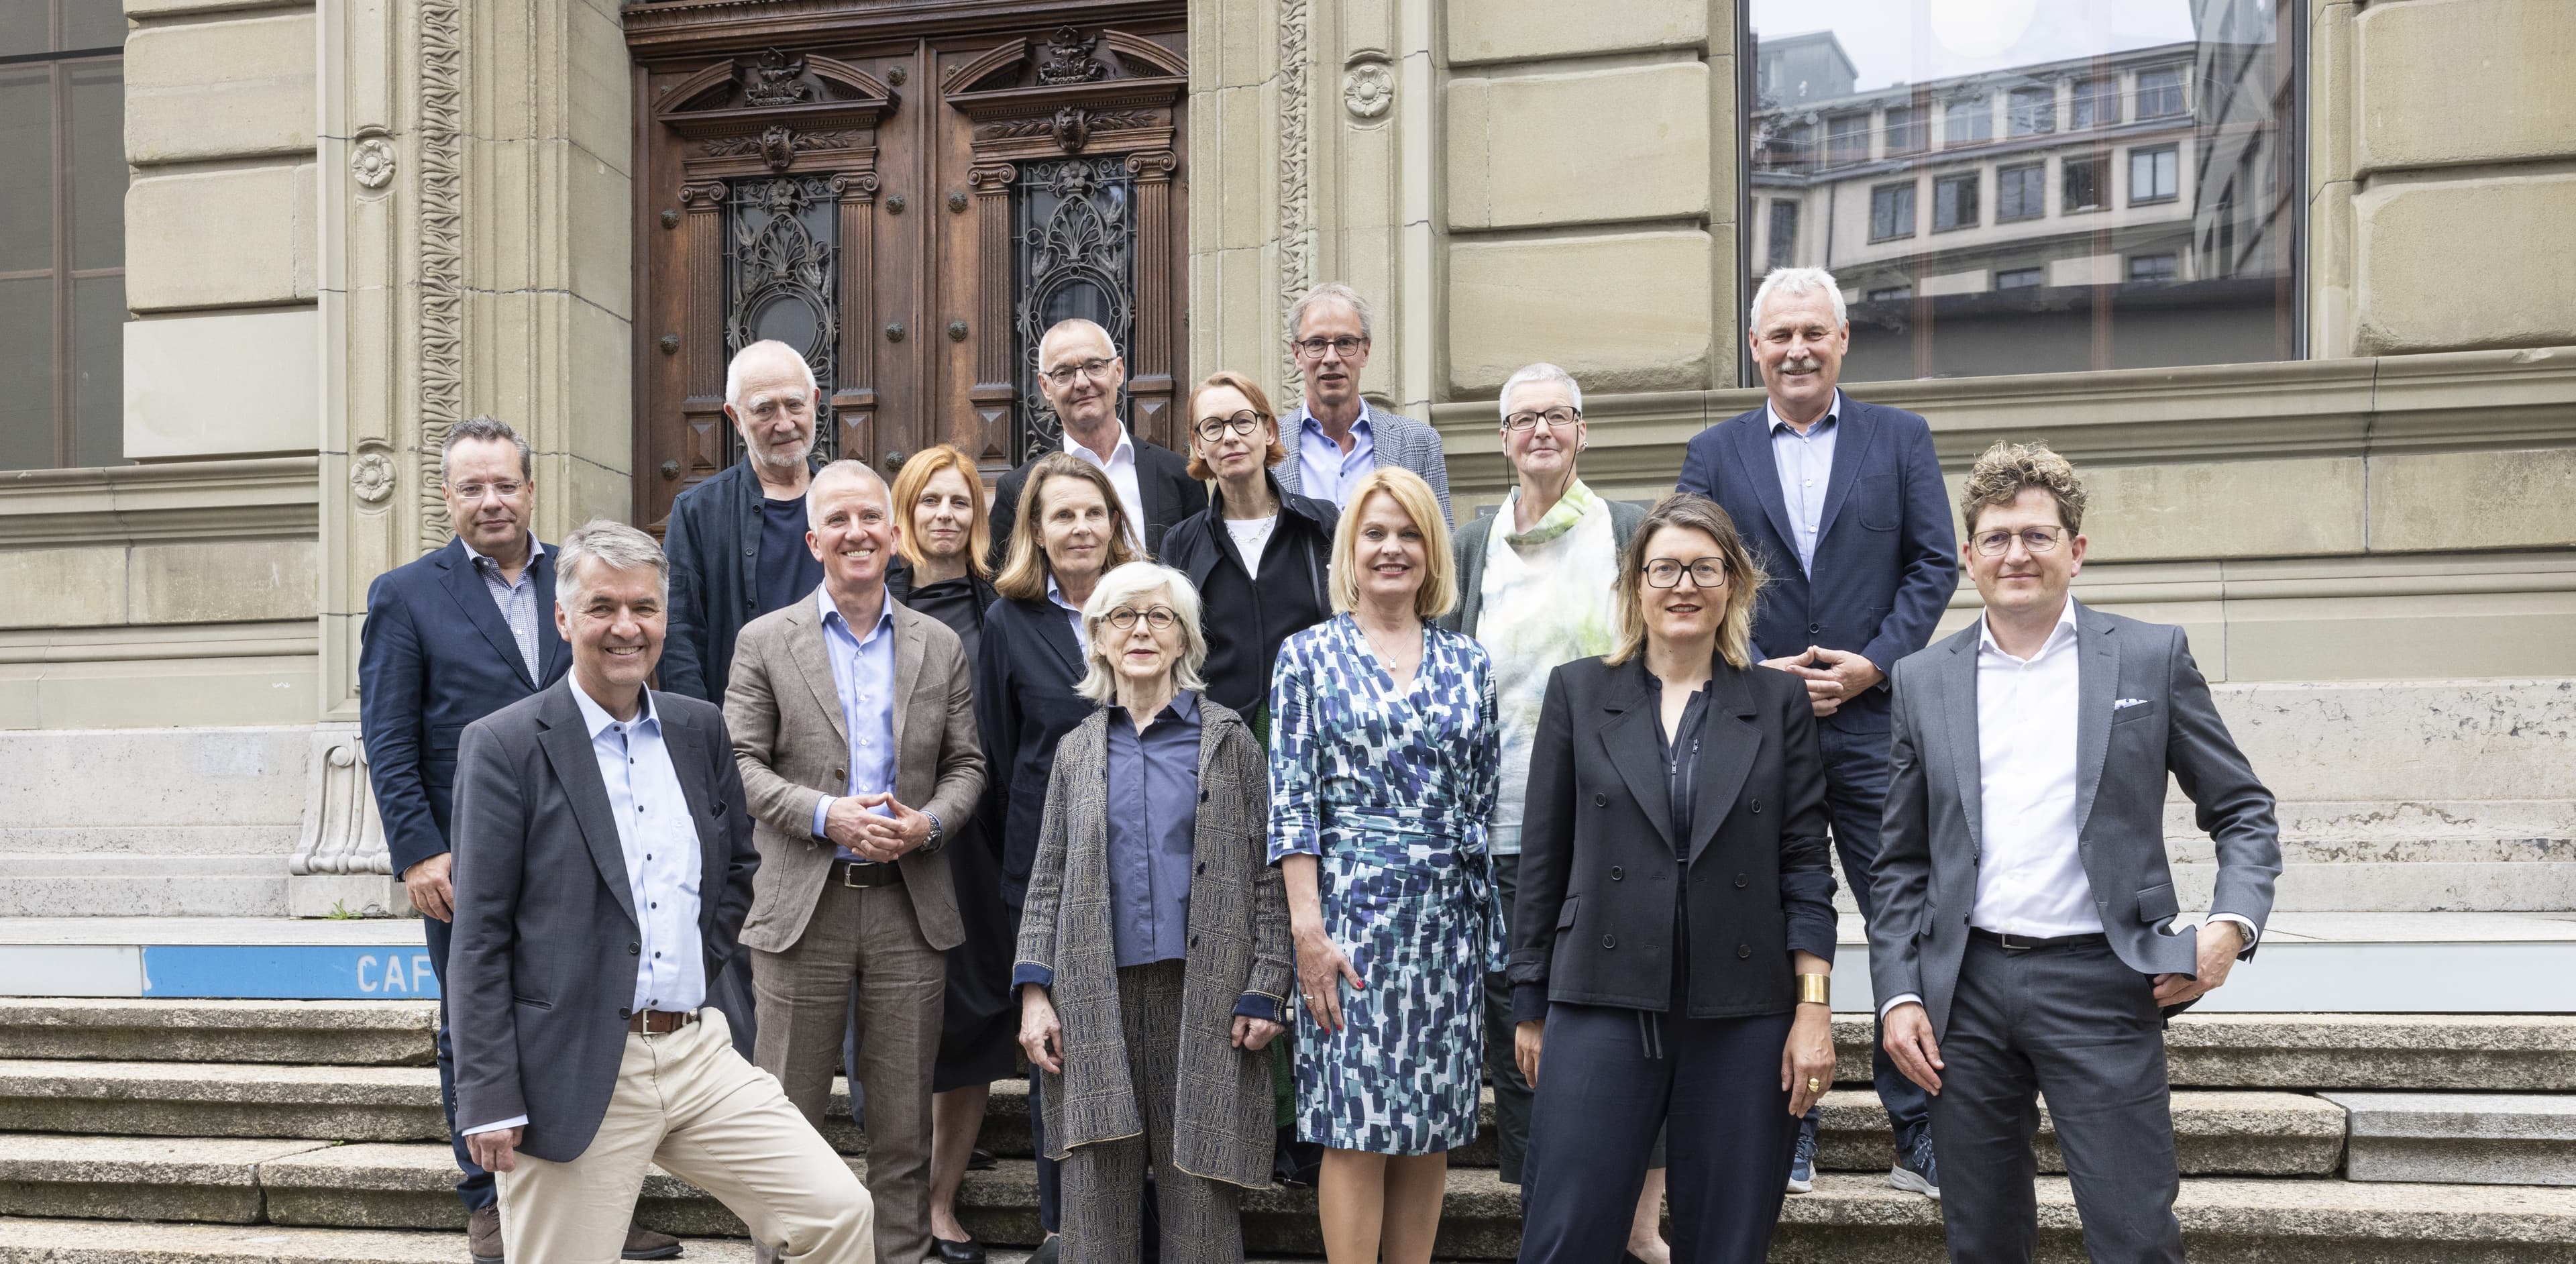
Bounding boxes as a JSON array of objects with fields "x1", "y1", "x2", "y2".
[
  {"x1": 987, "y1": 318, "x2": 1207, "y2": 570},
  {"x1": 361, "y1": 418, "x2": 682, "y2": 1263},
  {"x1": 1676, "y1": 266, "x2": 1957, "y2": 1201},
  {"x1": 1276, "y1": 282, "x2": 1452, "y2": 523}
]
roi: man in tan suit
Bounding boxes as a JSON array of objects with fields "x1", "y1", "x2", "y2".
[{"x1": 725, "y1": 460, "x2": 985, "y2": 1264}]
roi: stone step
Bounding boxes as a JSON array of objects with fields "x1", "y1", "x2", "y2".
[
  {"x1": 0, "y1": 1000, "x2": 436, "y2": 1065},
  {"x1": 0, "y1": 1218, "x2": 766, "y2": 1263},
  {"x1": 2324, "y1": 1092, "x2": 2576, "y2": 1187},
  {"x1": 0, "y1": 857, "x2": 289, "y2": 919}
]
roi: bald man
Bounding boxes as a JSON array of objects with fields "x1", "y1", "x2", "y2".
[{"x1": 985, "y1": 319, "x2": 1206, "y2": 570}]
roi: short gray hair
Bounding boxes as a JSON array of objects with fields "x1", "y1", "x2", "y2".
[
  {"x1": 806, "y1": 458, "x2": 890, "y2": 530},
  {"x1": 440, "y1": 417, "x2": 531, "y2": 484},
  {"x1": 1748, "y1": 266, "x2": 1849, "y2": 329},
  {"x1": 724, "y1": 339, "x2": 818, "y2": 409},
  {"x1": 1498, "y1": 362, "x2": 1583, "y2": 421},
  {"x1": 555, "y1": 519, "x2": 669, "y2": 611},
  {"x1": 1289, "y1": 282, "x2": 1373, "y2": 342},
  {"x1": 1074, "y1": 562, "x2": 1210, "y2": 704}
]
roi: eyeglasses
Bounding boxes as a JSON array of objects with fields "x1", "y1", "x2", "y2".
[
  {"x1": 1291, "y1": 335, "x2": 1368, "y2": 360},
  {"x1": 448, "y1": 480, "x2": 526, "y2": 501},
  {"x1": 1503, "y1": 407, "x2": 1582, "y2": 432},
  {"x1": 1104, "y1": 605, "x2": 1179, "y2": 631},
  {"x1": 1971, "y1": 526, "x2": 2070, "y2": 556},
  {"x1": 1643, "y1": 558, "x2": 1728, "y2": 588},
  {"x1": 1193, "y1": 411, "x2": 1266, "y2": 442},
  {"x1": 1040, "y1": 357, "x2": 1118, "y2": 386}
]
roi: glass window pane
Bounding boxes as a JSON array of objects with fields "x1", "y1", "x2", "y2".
[
  {"x1": 1944, "y1": 95, "x2": 1990, "y2": 146},
  {"x1": 0, "y1": 68, "x2": 54, "y2": 274},
  {"x1": 0, "y1": 5, "x2": 45, "y2": 58},
  {"x1": 64, "y1": 0, "x2": 128, "y2": 51},
  {"x1": 2008, "y1": 87, "x2": 2055, "y2": 136},
  {"x1": 74, "y1": 274, "x2": 123, "y2": 466},
  {"x1": 1766, "y1": 199, "x2": 1800, "y2": 270},
  {"x1": 0, "y1": 276, "x2": 55, "y2": 470},
  {"x1": 70, "y1": 63, "x2": 122, "y2": 272}
]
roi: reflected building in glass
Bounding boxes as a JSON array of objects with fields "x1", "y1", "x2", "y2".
[{"x1": 1748, "y1": 1, "x2": 2299, "y2": 381}]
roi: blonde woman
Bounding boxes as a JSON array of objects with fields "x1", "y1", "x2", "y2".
[
  {"x1": 1268, "y1": 467, "x2": 1499, "y2": 1264},
  {"x1": 1509, "y1": 494, "x2": 1836, "y2": 1264}
]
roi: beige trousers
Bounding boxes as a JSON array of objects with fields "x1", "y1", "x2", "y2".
[{"x1": 496, "y1": 1008, "x2": 873, "y2": 1264}]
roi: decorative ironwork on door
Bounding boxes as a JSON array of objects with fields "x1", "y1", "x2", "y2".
[
  {"x1": 1011, "y1": 156, "x2": 1136, "y2": 463},
  {"x1": 724, "y1": 174, "x2": 843, "y2": 463}
]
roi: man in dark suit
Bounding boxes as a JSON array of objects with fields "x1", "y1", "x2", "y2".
[
  {"x1": 986, "y1": 318, "x2": 1206, "y2": 568},
  {"x1": 1870, "y1": 442, "x2": 2279, "y2": 1263},
  {"x1": 361, "y1": 418, "x2": 676, "y2": 1263},
  {"x1": 449, "y1": 520, "x2": 872, "y2": 1263},
  {"x1": 1675, "y1": 266, "x2": 1957, "y2": 1196}
]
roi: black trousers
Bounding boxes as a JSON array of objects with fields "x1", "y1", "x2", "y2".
[
  {"x1": 1518, "y1": 1003, "x2": 1795, "y2": 1264},
  {"x1": 1931, "y1": 936, "x2": 2184, "y2": 1264},
  {"x1": 1803, "y1": 726, "x2": 1934, "y2": 1155},
  {"x1": 421, "y1": 913, "x2": 494, "y2": 1213}
]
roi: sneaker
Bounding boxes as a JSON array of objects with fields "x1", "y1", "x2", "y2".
[
  {"x1": 1786, "y1": 1116, "x2": 1817, "y2": 1194},
  {"x1": 1030, "y1": 1234, "x2": 1062, "y2": 1264},
  {"x1": 1888, "y1": 1133, "x2": 1941, "y2": 1200},
  {"x1": 468, "y1": 1204, "x2": 504, "y2": 1264}
]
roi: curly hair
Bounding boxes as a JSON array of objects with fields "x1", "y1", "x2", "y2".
[{"x1": 1958, "y1": 440, "x2": 2088, "y2": 535}]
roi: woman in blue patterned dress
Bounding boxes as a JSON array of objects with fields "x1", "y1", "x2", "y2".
[{"x1": 1268, "y1": 466, "x2": 1501, "y2": 1264}]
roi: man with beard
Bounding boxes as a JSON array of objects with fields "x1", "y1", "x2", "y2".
[
  {"x1": 1676, "y1": 266, "x2": 1957, "y2": 1201},
  {"x1": 986, "y1": 318, "x2": 1206, "y2": 568}
]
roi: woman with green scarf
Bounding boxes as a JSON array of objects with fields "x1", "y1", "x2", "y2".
[{"x1": 1443, "y1": 362, "x2": 1664, "y2": 1264}]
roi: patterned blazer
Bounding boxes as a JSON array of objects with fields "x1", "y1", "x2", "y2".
[
  {"x1": 1278, "y1": 399, "x2": 1455, "y2": 525},
  {"x1": 1014, "y1": 700, "x2": 1291, "y2": 1189}
]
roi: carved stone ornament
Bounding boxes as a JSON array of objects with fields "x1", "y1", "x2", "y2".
[
  {"x1": 743, "y1": 49, "x2": 813, "y2": 107},
  {"x1": 350, "y1": 135, "x2": 397, "y2": 189},
  {"x1": 1038, "y1": 25, "x2": 1110, "y2": 85},
  {"x1": 701, "y1": 127, "x2": 857, "y2": 173},
  {"x1": 1052, "y1": 105, "x2": 1090, "y2": 153},
  {"x1": 1344, "y1": 60, "x2": 1394, "y2": 120},
  {"x1": 350, "y1": 452, "x2": 396, "y2": 505}
]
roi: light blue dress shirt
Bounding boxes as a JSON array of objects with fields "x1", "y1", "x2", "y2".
[
  {"x1": 1767, "y1": 390, "x2": 1843, "y2": 576},
  {"x1": 1292, "y1": 399, "x2": 1378, "y2": 507},
  {"x1": 808, "y1": 586, "x2": 898, "y2": 861},
  {"x1": 570, "y1": 682, "x2": 707, "y2": 1015},
  {"x1": 1102, "y1": 692, "x2": 1201, "y2": 969},
  {"x1": 1046, "y1": 574, "x2": 1089, "y2": 651},
  {"x1": 458, "y1": 533, "x2": 545, "y2": 681}
]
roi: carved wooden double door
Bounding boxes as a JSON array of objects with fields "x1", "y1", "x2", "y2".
[{"x1": 627, "y1": 7, "x2": 1189, "y2": 528}]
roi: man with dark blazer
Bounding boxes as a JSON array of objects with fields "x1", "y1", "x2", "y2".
[
  {"x1": 1675, "y1": 266, "x2": 1957, "y2": 1196},
  {"x1": 1870, "y1": 443, "x2": 2279, "y2": 1263},
  {"x1": 985, "y1": 318, "x2": 1206, "y2": 568},
  {"x1": 364, "y1": 418, "x2": 678, "y2": 1263},
  {"x1": 449, "y1": 519, "x2": 871, "y2": 1263}
]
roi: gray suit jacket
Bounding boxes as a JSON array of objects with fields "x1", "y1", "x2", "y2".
[
  {"x1": 724, "y1": 586, "x2": 986, "y2": 955},
  {"x1": 1866, "y1": 601, "x2": 2281, "y2": 1039},
  {"x1": 447, "y1": 680, "x2": 761, "y2": 1163},
  {"x1": 1277, "y1": 400, "x2": 1454, "y2": 524}
]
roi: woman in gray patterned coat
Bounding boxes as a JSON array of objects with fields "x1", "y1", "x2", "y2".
[{"x1": 1014, "y1": 562, "x2": 1295, "y2": 1263}]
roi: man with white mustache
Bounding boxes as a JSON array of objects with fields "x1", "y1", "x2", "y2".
[{"x1": 1676, "y1": 266, "x2": 1958, "y2": 1199}]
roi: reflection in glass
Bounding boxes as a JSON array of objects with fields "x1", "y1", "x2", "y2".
[
  {"x1": 0, "y1": 278, "x2": 54, "y2": 470},
  {"x1": 1746, "y1": 0, "x2": 2302, "y2": 380},
  {"x1": 0, "y1": 68, "x2": 52, "y2": 274},
  {"x1": 63, "y1": 0, "x2": 128, "y2": 51},
  {"x1": 74, "y1": 275, "x2": 124, "y2": 467},
  {"x1": 70, "y1": 64, "x2": 123, "y2": 272}
]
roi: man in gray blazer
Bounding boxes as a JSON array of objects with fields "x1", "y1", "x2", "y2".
[
  {"x1": 726, "y1": 459, "x2": 986, "y2": 1264},
  {"x1": 449, "y1": 520, "x2": 870, "y2": 1263},
  {"x1": 1868, "y1": 443, "x2": 2281, "y2": 1264},
  {"x1": 1277, "y1": 282, "x2": 1452, "y2": 523}
]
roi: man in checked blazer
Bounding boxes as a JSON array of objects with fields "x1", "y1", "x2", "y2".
[
  {"x1": 1275, "y1": 282, "x2": 1453, "y2": 524},
  {"x1": 725, "y1": 458, "x2": 986, "y2": 1264},
  {"x1": 1868, "y1": 442, "x2": 2280, "y2": 1263}
]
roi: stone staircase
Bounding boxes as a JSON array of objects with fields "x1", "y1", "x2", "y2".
[{"x1": 6, "y1": 1000, "x2": 2576, "y2": 1261}]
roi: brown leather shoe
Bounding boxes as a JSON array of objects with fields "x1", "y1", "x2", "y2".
[
  {"x1": 468, "y1": 1204, "x2": 504, "y2": 1264},
  {"x1": 623, "y1": 1220, "x2": 684, "y2": 1260}
]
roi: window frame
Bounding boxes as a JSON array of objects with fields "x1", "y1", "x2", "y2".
[
  {"x1": 2129, "y1": 143, "x2": 2181, "y2": 205},
  {"x1": 2070, "y1": 75, "x2": 2119, "y2": 130},
  {"x1": 1868, "y1": 180, "x2": 1917, "y2": 242},
  {"x1": 1825, "y1": 112, "x2": 1870, "y2": 166},
  {"x1": 1883, "y1": 102, "x2": 1927, "y2": 156},
  {"x1": 2007, "y1": 85, "x2": 2056, "y2": 137},
  {"x1": 1766, "y1": 197, "x2": 1801, "y2": 270},
  {"x1": 2135, "y1": 64, "x2": 2188, "y2": 119},
  {"x1": 2062, "y1": 152, "x2": 2110, "y2": 213},
  {"x1": 1995, "y1": 266, "x2": 2045, "y2": 290},
  {"x1": 1942, "y1": 93, "x2": 1991, "y2": 148},
  {"x1": 1, "y1": 6, "x2": 127, "y2": 471},
  {"x1": 1932, "y1": 170, "x2": 1980, "y2": 233},
  {"x1": 1996, "y1": 162, "x2": 2046, "y2": 222},
  {"x1": 2128, "y1": 252, "x2": 2179, "y2": 284}
]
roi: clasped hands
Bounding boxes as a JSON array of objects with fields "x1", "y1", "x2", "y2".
[
  {"x1": 1762, "y1": 646, "x2": 1881, "y2": 717},
  {"x1": 823, "y1": 792, "x2": 932, "y2": 862}
]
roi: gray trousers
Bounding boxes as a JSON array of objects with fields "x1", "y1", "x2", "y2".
[
  {"x1": 1061, "y1": 959, "x2": 1244, "y2": 1264},
  {"x1": 1931, "y1": 935, "x2": 2185, "y2": 1264}
]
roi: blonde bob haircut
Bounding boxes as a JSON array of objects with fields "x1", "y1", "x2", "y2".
[
  {"x1": 888, "y1": 443, "x2": 991, "y2": 578},
  {"x1": 1073, "y1": 562, "x2": 1210, "y2": 704},
  {"x1": 1183, "y1": 370, "x2": 1289, "y2": 480},
  {"x1": 994, "y1": 452, "x2": 1140, "y2": 602},
  {"x1": 1605, "y1": 493, "x2": 1766, "y2": 670},
  {"x1": 1328, "y1": 466, "x2": 1458, "y2": 620}
]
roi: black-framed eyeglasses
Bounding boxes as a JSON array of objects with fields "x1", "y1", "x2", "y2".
[
  {"x1": 1971, "y1": 526, "x2": 2069, "y2": 557},
  {"x1": 1040, "y1": 356, "x2": 1118, "y2": 386},
  {"x1": 1193, "y1": 411, "x2": 1266, "y2": 442},
  {"x1": 1503, "y1": 407, "x2": 1582, "y2": 432},
  {"x1": 1642, "y1": 558, "x2": 1727, "y2": 588},
  {"x1": 1104, "y1": 605, "x2": 1180, "y2": 631},
  {"x1": 1291, "y1": 335, "x2": 1368, "y2": 360}
]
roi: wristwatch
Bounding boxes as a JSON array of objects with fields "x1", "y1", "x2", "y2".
[{"x1": 920, "y1": 810, "x2": 945, "y2": 855}]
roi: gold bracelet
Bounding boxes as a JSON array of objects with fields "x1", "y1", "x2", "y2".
[{"x1": 1797, "y1": 973, "x2": 1831, "y2": 1006}]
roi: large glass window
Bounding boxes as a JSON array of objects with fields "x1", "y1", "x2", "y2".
[
  {"x1": 2, "y1": 1, "x2": 127, "y2": 470},
  {"x1": 1745, "y1": 0, "x2": 2303, "y2": 380}
]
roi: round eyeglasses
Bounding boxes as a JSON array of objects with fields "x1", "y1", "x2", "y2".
[{"x1": 1104, "y1": 606, "x2": 1180, "y2": 631}]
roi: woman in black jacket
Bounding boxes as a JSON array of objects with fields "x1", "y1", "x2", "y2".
[
  {"x1": 1510, "y1": 493, "x2": 1838, "y2": 1264},
  {"x1": 1154, "y1": 370, "x2": 1338, "y2": 723}
]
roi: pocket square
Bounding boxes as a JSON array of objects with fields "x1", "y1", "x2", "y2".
[{"x1": 2114, "y1": 697, "x2": 2151, "y2": 709}]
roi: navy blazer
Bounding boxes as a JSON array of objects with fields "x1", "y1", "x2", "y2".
[
  {"x1": 660, "y1": 456, "x2": 826, "y2": 703},
  {"x1": 1674, "y1": 397, "x2": 1957, "y2": 732},
  {"x1": 360, "y1": 537, "x2": 572, "y2": 878},
  {"x1": 974, "y1": 594, "x2": 1097, "y2": 909}
]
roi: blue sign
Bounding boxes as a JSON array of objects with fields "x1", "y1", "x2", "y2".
[{"x1": 140, "y1": 945, "x2": 442, "y2": 1000}]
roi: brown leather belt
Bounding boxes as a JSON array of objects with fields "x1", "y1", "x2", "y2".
[
  {"x1": 835, "y1": 858, "x2": 905, "y2": 888},
  {"x1": 627, "y1": 1008, "x2": 698, "y2": 1035}
]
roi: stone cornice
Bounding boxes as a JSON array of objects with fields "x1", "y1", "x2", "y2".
[{"x1": 0, "y1": 458, "x2": 321, "y2": 547}]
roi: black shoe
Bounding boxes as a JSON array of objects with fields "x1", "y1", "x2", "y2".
[
  {"x1": 931, "y1": 1234, "x2": 987, "y2": 1263},
  {"x1": 966, "y1": 1145, "x2": 997, "y2": 1171},
  {"x1": 1029, "y1": 1234, "x2": 1061, "y2": 1264}
]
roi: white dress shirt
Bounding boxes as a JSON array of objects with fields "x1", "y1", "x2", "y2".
[
  {"x1": 1766, "y1": 391, "x2": 1841, "y2": 576},
  {"x1": 1063, "y1": 423, "x2": 1145, "y2": 553}
]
